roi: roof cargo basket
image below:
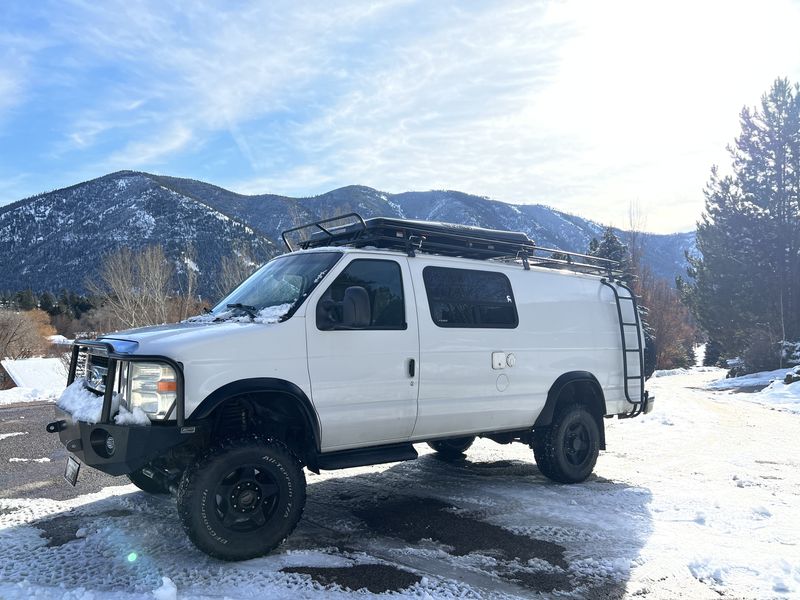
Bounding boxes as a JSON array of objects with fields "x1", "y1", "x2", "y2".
[{"x1": 281, "y1": 214, "x2": 621, "y2": 277}]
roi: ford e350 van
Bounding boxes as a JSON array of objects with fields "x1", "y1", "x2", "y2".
[{"x1": 48, "y1": 215, "x2": 652, "y2": 561}]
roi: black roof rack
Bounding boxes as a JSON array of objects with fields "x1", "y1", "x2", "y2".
[{"x1": 281, "y1": 214, "x2": 621, "y2": 277}]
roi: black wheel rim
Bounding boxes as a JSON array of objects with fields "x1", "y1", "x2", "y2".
[
  {"x1": 213, "y1": 464, "x2": 280, "y2": 532},
  {"x1": 563, "y1": 422, "x2": 591, "y2": 466}
]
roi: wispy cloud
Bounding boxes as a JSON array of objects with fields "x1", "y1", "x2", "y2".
[
  {"x1": 107, "y1": 123, "x2": 193, "y2": 166},
  {"x1": 3, "y1": 0, "x2": 800, "y2": 232}
]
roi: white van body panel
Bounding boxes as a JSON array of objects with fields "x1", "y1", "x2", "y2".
[
  {"x1": 304, "y1": 253, "x2": 420, "y2": 451},
  {"x1": 405, "y1": 255, "x2": 632, "y2": 440},
  {"x1": 106, "y1": 319, "x2": 313, "y2": 418}
]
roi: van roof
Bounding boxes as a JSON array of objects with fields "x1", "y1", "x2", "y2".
[{"x1": 282, "y1": 213, "x2": 622, "y2": 278}]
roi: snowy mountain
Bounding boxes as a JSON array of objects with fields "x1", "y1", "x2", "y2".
[
  {"x1": 0, "y1": 172, "x2": 274, "y2": 296},
  {"x1": 0, "y1": 171, "x2": 694, "y2": 295}
]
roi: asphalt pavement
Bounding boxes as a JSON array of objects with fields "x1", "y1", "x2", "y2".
[{"x1": 0, "y1": 401, "x2": 119, "y2": 501}]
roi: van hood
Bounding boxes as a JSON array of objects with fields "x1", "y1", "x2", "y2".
[{"x1": 99, "y1": 321, "x2": 277, "y2": 358}]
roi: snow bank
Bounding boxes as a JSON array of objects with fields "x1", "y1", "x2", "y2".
[
  {"x1": 1, "y1": 357, "x2": 66, "y2": 389},
  {"x1": 707, "y1": 368, "x2": 787, "y2": 390},
  {"x1": 652, "y1": 368, "x2": 691, "y2": 377},
  {"x1": 750, "y1": 378, "x2": 800, "y2": 414},
  {"x1": 652, "y1": 366, "x2": 723, "y2": 378},
  {"x1": 0, "y1": 387, "x2": 59, "y2": 406},
  {"x1": 707, "y1": 367, "x2": 800, "y2": 413},
  {"x1": 56, "y1": 379, "x2": 119, "y2": 424}
]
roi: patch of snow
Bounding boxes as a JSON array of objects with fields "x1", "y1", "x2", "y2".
[
  {"x1": 8, "y1": 458, "x2": 50, "y2": 463},
  {"x1": 254, "y1": 303, "x2": 293, "y2": 324},
  {"x1": 184, "y1": 303, "x2": 294, "y2": 325},
  {"x1": 184, "y1": 258, "x2": 199, "y2": 273},
  {"x1": 56, "y1": 379, "x2": 120, "y2": 424},
  {"x1": 114, "y1": 405, "x2": 150, "y2": 426},
  {"x1": 152, "y1": 577, "x2": 177, "y2": 600},
  {"x1": 0, "y1": 387, "x2": 59, "y2": 406},
  {"x1": 0, "y1": 432, "x2": 27, "y2": 441},
  {"x1": 48, "y1": 335, "x2": 72, "y2": 346}
]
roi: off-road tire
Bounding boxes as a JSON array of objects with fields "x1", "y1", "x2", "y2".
[
  {"x1": 427, "y1": 436, "x2": 475, "y2": 459},
  {"x1": 532, "y1": 403, "x2": 600, "y2": 483},
  {"x1": 177, "y1": 436, "x2": 306, "y2": 561},
  {"x1": 127, "y1": 466, "x2": 170, "y2": 494}
]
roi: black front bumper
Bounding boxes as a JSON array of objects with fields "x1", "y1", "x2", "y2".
[{"x1": 49, "y1": 408, "x2": 201, "y2": 476}]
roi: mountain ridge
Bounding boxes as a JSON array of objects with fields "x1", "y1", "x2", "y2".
[{"x1": 0, "y1": 171, "x2": 695, "y2": 296}]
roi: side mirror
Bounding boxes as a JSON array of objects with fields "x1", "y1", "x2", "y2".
[{"x1": 342, "y1": 286, "x2": 371, "y2": 329}]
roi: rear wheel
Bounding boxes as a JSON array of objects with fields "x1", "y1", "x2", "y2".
[
  {"x1": 127, "y1": 465, "x2": 170, "y2": 494},
  {"x1": 177, "y1": 436, "x2": 306, "y2": 561},
  {"x1": 532, "y1": 404, "x2": 600, "y2": 483},
  {"x1": 427, "y1": 436, "x2": 475, "y2": 459}
]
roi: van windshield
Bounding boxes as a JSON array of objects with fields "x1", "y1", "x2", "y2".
[{"x1": 206, "y1": 252, "x2": 342, "y2": 323}]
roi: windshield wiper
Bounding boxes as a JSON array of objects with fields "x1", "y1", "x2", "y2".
[{"x1": 226, "y1": 303, "x2": 258, "y2": 320}]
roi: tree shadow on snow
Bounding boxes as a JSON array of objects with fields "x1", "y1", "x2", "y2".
[{"x1": 0, "y1": 451, "x2": 652, "y2": 598}]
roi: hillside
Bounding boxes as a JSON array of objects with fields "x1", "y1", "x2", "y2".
[
  {"x1": 0, "y1": 171, "x2": 695, "y2": 295},
  {"x1": 0, "y1": 172, "x2": 275, "y2": 296}
]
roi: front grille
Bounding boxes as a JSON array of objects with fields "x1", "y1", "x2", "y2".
[
  {"x1": 89, "y1": 354, "x2": 109, "y2": 368},
  {"x1": 74, "y1": 348, "x2": 89, "y2": 380}
]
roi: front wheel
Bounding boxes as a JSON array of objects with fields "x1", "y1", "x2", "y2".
[
  {"x1": 177, "y1": 436, "x2": 306, "y2": 561},
  {"x1": 532, "y1": 404, "x2": 600, "y2": 483}
]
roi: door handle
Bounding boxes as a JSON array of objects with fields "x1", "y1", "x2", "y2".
[{"x1": 408, "y1": 358, "x2": 416, "y2": 378}]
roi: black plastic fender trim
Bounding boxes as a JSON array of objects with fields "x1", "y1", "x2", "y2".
[
  {"x1": 535, "y1": 371, "x2": 607, "y2": 449},
  {"x1": 191, "y1": 378, "x2": 322, "y2": 453}
]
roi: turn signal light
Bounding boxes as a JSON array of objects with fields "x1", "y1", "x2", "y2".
[{"x1": 156, "y1": 381, "x2": 177, "y2": 393}]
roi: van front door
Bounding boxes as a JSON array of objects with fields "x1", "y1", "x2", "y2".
[{"x1": 306, "y1": 257, "x2": 419, "y2": 451}]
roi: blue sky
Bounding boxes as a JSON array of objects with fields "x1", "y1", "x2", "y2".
[{"x1": 1, "y1": 0, "x2": 799, "y2": 232}]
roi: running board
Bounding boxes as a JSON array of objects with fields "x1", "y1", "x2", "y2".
[{"x1": 317, "y1": 443, "x2": 418, "y2": 470}]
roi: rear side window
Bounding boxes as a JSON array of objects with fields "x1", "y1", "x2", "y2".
[
  {"x1": 423, "y1": 266, "x2": 518, "y2": 328},
  {"x1": 317, "y1": 259, "x2": 406, "y2": 330}
]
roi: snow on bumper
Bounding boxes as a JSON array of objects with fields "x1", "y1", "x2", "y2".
[{"x1": 47, "y1": 406, "x2": 202, "y2": 477}]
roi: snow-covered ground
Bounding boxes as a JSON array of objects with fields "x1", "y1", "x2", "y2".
[{"x1": 1, "y1": 367, "x2": 799, "y2": 599}]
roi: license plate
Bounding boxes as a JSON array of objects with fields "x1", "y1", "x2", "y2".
[{"x1": 64, "y1": 455, "x2": 80, "y2": 486}]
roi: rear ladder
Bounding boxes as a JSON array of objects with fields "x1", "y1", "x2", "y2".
[{"x1": 601, "y1": 279, "x2": 648, "y2": 417}]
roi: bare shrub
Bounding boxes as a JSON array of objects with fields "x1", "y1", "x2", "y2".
[
  {"x1": 0, "y1": 309, "x2": 50, "y2": 359},
  {"x1": 214, "y1": 246, "x2": 259, "y2": 304},
  {"x1": 88, "y1": 246, "x2": 174, "y2": 329}
]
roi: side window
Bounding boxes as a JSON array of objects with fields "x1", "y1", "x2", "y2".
[
  {"x1": 423, "y1": 266, "x2": 518, "y2": 328},
  {"x1": 316, "y1": 259, "x2": 406, "y2": 330}
]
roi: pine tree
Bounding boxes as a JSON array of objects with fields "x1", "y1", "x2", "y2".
[
  {"x1": 15, "y1": 289, "x2": 37, "y2": 311},
  {"x1": 39, "y1": 291, "x2": 57, "y2": 315},
  {"x1": 686, "y1": 78, "x2": 800, "y2": 367},
  {"x1": 588, "y1": 227, "x2": 633, "y2": 284}
]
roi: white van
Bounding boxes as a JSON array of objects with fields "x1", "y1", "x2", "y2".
[{"x1": 48, "y1": 215, "x2": 652, "y2": 561}]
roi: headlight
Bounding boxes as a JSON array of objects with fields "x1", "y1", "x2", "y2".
[{"x1": 128, "y1": 362, "x2": 177, "y2": 420}]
